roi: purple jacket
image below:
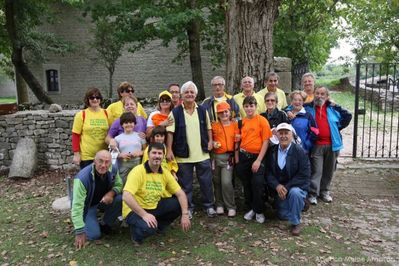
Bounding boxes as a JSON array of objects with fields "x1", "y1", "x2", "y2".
[{"x1": 108, "y1": 116, "x2": 147, "y2": 138}]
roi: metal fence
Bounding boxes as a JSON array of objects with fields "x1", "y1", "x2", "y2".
[{"x1": 353, "y1": 63, "x2": 399, "y2": 158}]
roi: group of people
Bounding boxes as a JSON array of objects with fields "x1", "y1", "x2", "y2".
[{"x1": 70, "y1": 72, "x2": 352, "y2": 248}]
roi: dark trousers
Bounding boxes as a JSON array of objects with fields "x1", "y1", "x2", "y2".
[
  {"x1": 235, "y1": 152, "x2": 266, "y2": 213},
  {"x1": 126, "y1": 197, "x2": 181, "y2": 243}
]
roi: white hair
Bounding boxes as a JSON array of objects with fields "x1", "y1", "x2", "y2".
[
  {"x1": 181, "y1": 81, "x2": 198, "y2": 95},
  {"x1": 211, "y1": 76, "x2": 225, "y2": 85}
]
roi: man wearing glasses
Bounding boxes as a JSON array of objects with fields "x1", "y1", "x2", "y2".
[
  {"x1": 202, "y1": 76, "x2": 240, "y2": 122},
  {"x1": 107, "y1": 81, "x2": 148, "y2": 123}
]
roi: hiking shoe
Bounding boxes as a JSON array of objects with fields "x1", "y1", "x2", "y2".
[
  {"x1": 302, "y1": 198, "x2": 310, "y2": 212},
  {"x1": 188, "y1": 209, "x2": 193, "y2": 220},
  {"x1": 244, "y1": 210, "x2": 255, "y2": 221},
  {"x1": 206, "y1": 207, "x2": 217, "y2": 218},
  {"x1": 308, "y1": 195, "x2": 318, "y2": 205},
  {"x1": 291, "y1": 224, "x2": 302, "y2": 236},
  {"x1": 320, "y1": 192, "x2": 333, "y2": 203},
  {"x1": 99, "y1": 224, "x2": 112, "y2": 235},
  {"x1": 255, "y1": 213, "x2": 265, "y2": 224},
  {"x1": 216, "y1": 206, "x2": 224, "y2": 215},
  {"x1": 227, "y1": 209, "x2": 236, "y2": 218}
]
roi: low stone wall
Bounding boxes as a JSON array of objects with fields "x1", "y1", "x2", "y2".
[{"x1": 0, "y1": 110, "x2": 78, "y2": 171}]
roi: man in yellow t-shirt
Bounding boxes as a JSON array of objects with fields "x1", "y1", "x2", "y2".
[
  {"x1": 233, "y1": 76, "x2": 265, "y2": 118},
  {"x1": 257, "y1": 72, "x2": 288, "y2": 110},
  {"x1": 123, "y1": 142, "x2": 191, "y2": 245}
]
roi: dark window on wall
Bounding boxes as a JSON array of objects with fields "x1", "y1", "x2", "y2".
[{"x1": 46, "y1": 69, "x2": 59, "y2": 92}]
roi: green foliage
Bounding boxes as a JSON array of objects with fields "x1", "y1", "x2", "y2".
[
  {"x1": 341, "y1": 0, "x2": 399, "y2": 63},
  {"x1": 273, "y1": 0, "x2": 340, "y2": 70},
  {"x1": 150, "y1": 0, "x2": 225, "y2": 68},
  {"x1": 0, "y1": 0, "x2": 75, "y2": 78}
]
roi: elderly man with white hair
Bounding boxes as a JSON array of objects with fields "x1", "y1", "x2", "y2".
[
  {"x1": 166, "y1": 81, "x2": 216, "y2": 219},
  {"x1": 233, "y1": 76, "x2": 265, "y2": 118},
  {"x1": 265, "y1": 123, "x2": 310, "y2": 236}
]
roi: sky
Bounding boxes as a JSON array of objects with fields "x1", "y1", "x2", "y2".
[{"x1": 328, "y1": 38, "x2": 355, "y2": 64}]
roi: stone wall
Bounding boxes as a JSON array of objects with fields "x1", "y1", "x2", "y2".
[{"x1": 0, "y1": 110, "x2": 77, "y2": 171}]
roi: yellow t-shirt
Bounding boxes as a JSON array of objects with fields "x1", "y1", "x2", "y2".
[
  {"x1": 166, "y1": 103, "x2": 212, "y2": 163},
  {"x1": 233, "y1": 92, "x2": 265, "y2": 118},
  {"x1": 122, "y1": 163, "x2": 181, "y2": 218},
  {"x1": 72, "y1": 108, "x2": 111, "y2": 161},
  {"x1": 257, "y1": 87, "x2": 288, "y2": 110},
  {"x1": 106, "y1": 100, "x2": 148, "y2": 123},
  {"x1": 142, "y1": 146, "x2": 179, "y2": 173}
]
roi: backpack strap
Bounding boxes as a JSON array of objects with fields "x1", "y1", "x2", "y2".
[{"x1": 82, "y1": 110, "x2": 86, "y2": 124}]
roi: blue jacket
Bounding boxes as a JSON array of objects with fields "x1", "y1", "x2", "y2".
[
  {"x1": 172, "y1": 104, "x2": 209, "y2": 158},
  {"x1": 304, "y1": 101, "x2": 352, "y2": 152},
  {"x1": 290, "y1": 110, "x2": 318, "y2": 153},
  {"x1": 71, "y1": 163, "x2": 122, "y2": 234},
  {"x1": 265, "y1": 143, "x2": 311, "y2": 192},
  {"x1": 202, "y1": 93, "x2": 240, "y2": 122}
]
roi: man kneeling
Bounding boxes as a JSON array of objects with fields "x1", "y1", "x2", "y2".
[
  {"x1": 265, "y1": 123, "x2": 310, "y2": 236},
  {"x1": 123, "y1": 142, "x2": 191, "y2": 245},
  {"x1": 72, "y1": 150, "x2": 123, "y2": 249}
]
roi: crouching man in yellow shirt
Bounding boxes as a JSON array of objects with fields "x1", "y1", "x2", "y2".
[{"x1": 123, "y1": 142, "x2": 191, "y2": 245}]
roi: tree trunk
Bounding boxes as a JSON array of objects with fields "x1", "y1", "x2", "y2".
[
  {"x1": 226, "y1": 0, "x2": 281, "y2": 93},
  {"x1": 15, "y1": 70, "x2": 29, "y2": 104},
  {"x1": 292, "y1": 61, "x2": 309, "y2": 90},
  {"x1": 5, "y1": 0, "x2": 53, "y2": 104},
  {"x1": 187, "y1": 0, "x2": 205, "y2": 101},
  {"x1": 108, "y1": 66, "x2": 114, "y2": 99}
]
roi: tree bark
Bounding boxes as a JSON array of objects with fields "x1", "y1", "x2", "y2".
[
  {"x1": 226, "y1": 0, "x2": 281, "y2": 93},
  {"x1": 5, "y1": 0, "x2": 53, "y2": 104},
  {"x1": 15, "y1": 70, "x2": 29, "y2": 104},
  {"x1": 187, "y1": 0, "x2": 205, "y2": 100},
  {"x1": 292, "y1": 61, "x2": 309, "y2": 90}
]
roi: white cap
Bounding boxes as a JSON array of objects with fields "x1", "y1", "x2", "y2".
[{"x1": 276, "y1": 123, "x2": 294, "y2": 132}]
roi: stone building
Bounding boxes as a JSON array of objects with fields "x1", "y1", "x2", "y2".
[{"x1": 25, "y1": 4, "x2": 291, "y2": 104}]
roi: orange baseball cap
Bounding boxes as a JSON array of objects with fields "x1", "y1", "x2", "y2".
[{"x1": 216, "y1": 101, "x2": 230, "y2": 113}]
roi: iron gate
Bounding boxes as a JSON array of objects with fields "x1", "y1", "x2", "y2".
[{"x1": 353, "y1": 63, "x2": 399, "y2": 158}]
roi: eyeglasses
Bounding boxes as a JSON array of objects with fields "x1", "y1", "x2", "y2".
[
  {"x1": 265, "y1": 99, "x2": 276, "y2": 102},
  {"x1": 212, "y1": 83, "x2": 224, "y2": 87},
  {"x1": 122, "y1": 88, "x2": 134, "y2": 93},
  {"x1": 160, "y1": 98, "x2": 171, "y2": 103},
  {"x1": 89, "y1": 96, "x2": 102, "y2": 100}
]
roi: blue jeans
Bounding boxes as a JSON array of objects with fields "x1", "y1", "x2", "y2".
[
  {"x1": 276, "y1": 187, "x2": 307, "y2": 225},
  {"x1": 177, "y1": 159, "x2": 214, "y2": 211},
  {"x1": 126, "y1": 197, "x2": 181, "y2": 243},
  {"x1": 84, "y1": 194, "x2": 122, "y2": 240}
]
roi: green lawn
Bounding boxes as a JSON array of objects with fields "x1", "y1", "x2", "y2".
[{"x1": 0, "y1": 97, "x2": 16, "y2": 103}]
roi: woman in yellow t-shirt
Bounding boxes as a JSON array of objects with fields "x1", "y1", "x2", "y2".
[
  {"x1": 106, "y1": 81, "x2": 147, "y2": 123},
  {"x1": 72, "y1": 88, "x2": 111, "y2": 169}
]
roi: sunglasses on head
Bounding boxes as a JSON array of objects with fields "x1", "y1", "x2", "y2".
[
  {"x1": 89, "y1": 96, "x2": 102, "y2": 100},
  {"x1": 122, "y1": 88, "x2": 134, "y2": 93}
]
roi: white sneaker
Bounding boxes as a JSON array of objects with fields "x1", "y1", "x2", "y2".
[
  {"x1": 244, "y1": 210, "x2": 255, "y2": 221},
  {"x1": 321, "y1": 192, "x2": 333, "y2": 203},
  {"x1": 255, "y1": 213, "x2": 265, "y2": 224},
  {"x1": 207, "y1": 207, "x2": 217, "y2": 218},
  {"x1": 308, "y1": 195, "x2": 318, "y2": 205},
  {"x1": 227, "y1": 209, "x2": 236, "y2": 218},
  {"x1": 216, "y1": 206, "x2": 224, "y2": 215}
]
